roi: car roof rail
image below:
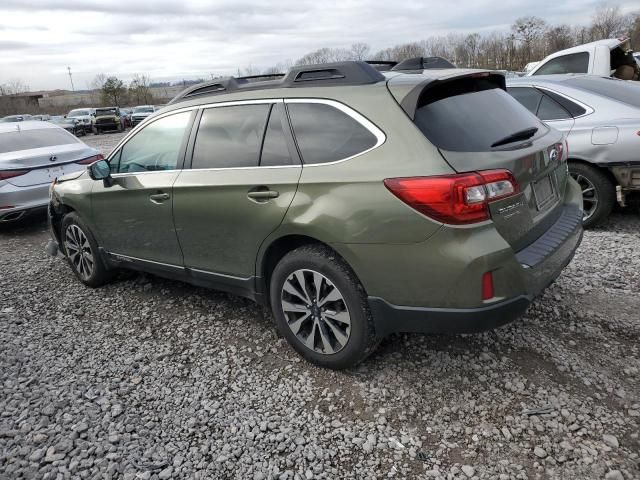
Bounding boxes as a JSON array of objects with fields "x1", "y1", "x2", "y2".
[
  {"x1": 391, "y1": 56, "x2": 456, "y2": 71},
  {"x1": 365, "y1": 60, "x2": 398, "y2": 71},
  {"x1": 168, "y1": 61, "x2": 385, "y2": 104}
]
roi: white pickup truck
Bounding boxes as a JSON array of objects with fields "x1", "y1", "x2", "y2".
[{"x1": 527, "y1": 38, "x2": 638, "y2": 79}]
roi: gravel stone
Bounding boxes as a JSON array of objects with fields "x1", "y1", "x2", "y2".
[
  {"x1": 603, "y1": 434, "x2": 619, "y2": 448},
  {"x1": 0, "y1": 153, "x2": 639, "y2": 479}
]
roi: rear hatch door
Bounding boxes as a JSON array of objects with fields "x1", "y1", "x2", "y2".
[{"x1": 389, "y1": 71, "x2": 568, "y2": 251}]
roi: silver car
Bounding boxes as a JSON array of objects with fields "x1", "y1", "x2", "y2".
[
  {"x1": 507, "y1": 75, "x2": 640, "y2": 227},
  {"x1": 0, "y1": 121, "x2": 102, "y2": 222}
]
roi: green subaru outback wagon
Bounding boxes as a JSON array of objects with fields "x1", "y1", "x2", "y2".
[{"x1": 47, "y1": 61, "x2": 583, "y2": 369}]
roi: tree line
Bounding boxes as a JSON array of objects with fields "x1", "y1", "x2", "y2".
[{"x1": 249, "y1": 4, "x2": 640, "y2": 74}]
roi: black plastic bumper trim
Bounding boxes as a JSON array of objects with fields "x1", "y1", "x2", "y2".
[{"x1": 368, "y1": 295, "x2": 530, "y2": 337}]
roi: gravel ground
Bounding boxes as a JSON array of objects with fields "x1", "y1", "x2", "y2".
[{"x1": 0, "y1": 138, "x2": 639, "y2": 479}]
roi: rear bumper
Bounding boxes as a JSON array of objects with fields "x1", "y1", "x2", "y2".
[
  {"x1": 0, "y1": 182, "x2": 50, "y2": 222},
  {"x1": 368, "y1": 203, "x2": 583, "y2": 337}
]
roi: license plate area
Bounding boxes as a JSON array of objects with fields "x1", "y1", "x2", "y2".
[
  {"x1": 532, "y1": 174, "x2": 556, "y2": 210},
  {"x1": 47, "y1": 166, "x2": 64, "y2": 180}
]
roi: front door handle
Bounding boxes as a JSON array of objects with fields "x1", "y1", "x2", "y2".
[
  {"x1": 149, "y1": 192, "x2": 170, "y2": 204},
  {"x1": 247, "y1": 189, "x2": 279, "y2": 202}
]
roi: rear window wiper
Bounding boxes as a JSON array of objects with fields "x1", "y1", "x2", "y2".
[{"x1": 491, "y1": 127, "x2": 538, "y2": 148}]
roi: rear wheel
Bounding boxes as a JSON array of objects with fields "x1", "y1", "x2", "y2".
[
  {"x1": 61, "y1": 212, "x2": 114, "y2": 287},
  {"x1": 569, "y1": 162, "x2": 615, "y2": 228},
  {"x1": 269, "y1": 245, "x2": 379, "y2": 369}
]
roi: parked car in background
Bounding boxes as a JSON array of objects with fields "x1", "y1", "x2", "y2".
[
  {"x1": 66, "y1": 108, "x2": 94, "y2": 134},
  {"x1": 527, "y1": 38, "x2": 639, "y2": 81},
  {"x1": 0, "y1": 121, "x2": 102, "y2": 222},
  {"x1": 507, "y1": 74, "x2": 640, "y2": 227},
  {"x1": 49, "y1": 116, "x2": 86, "y2": 137},
  {"x1": 119, "y1": 108, "x2": 133, "y2": 128},
  {"x1": 130, "y1": 105, "x2": 157, "y2": 126},
  {"x1": 93, "y1": 107, "x2": 123, "y2": 134},
  {"x1": 30, "y1": 114, "x2": 51, "y2": 121},
  {"x1": 47, "y1": 62, "x2": 583, "y2": 369},
  {"x1": 0, "y1": 114, "x2": 33, "y2": 123}
]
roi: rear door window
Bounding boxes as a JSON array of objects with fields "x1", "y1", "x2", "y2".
[
  {"x1": 414, "y1": 86, "x2": 545, "y2": 152},
  {"x1": 286, "y1": 102, "x2": 377, "y2": 164},
  {"x1": 507, "y1": 87, "x2": 543, "y2": 114},
  {"x1": 533, "y1": 52, "x2": 589, "y2": 75},
  {"x1": 192, "y1": 104, "x2": 270, "y2": 169},
  {"x1": 260, "y1": 104, "x2": 296, "y2": 167}
]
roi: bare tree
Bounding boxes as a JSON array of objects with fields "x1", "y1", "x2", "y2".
[
  {"x1": 546, "y1": 25, "x2": 576, "y2": 53},
  {"x1": 349, "y1": 42, "x2": 371, "y2": 60},
  {"x1": 0, "y1": 79, "x2": 29, "y2": 96},
  {"x1": 511, "y1": 16, "x2": 547, "y2": 66},
  {"x1": 129, "y1": 74, "x2": 153, "y2": 104},
  {"x1": 591, "y1": 3, "x2": 629, "y2": 39}
]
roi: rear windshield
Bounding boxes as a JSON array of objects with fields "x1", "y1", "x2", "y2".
[
  {"x1": 0, "y1": 129, "x2": 77, "y2": 154},
  {"x1": 414, "y1": 85, "x2": 545, "y2": 152},
  {"x1": 569, "y1": 77, "x2": 640, "y2": 108}
]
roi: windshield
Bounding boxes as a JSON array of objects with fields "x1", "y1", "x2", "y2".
[
  {"x1": 133, "y1": 106, "x2": 154, "y2": 113},
  {"x1": 96, "y1": 109, "x2": 117, "y2": 116},
  {"x1": 414, "y1": 87, "x2": 546, "y2": 152},
  {"x1": 68, "y1": 109, "x2": 90, "y2": 116},
  {"x1": 569, "y1": 76, "x2": 640, "y2": 109},
  {"x1": 0, "y1": 129, "x2": 78, "y2": 154}
]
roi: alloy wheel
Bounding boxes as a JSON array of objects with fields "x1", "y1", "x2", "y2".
[
  {"x1": 280, "y1": 269, "x2": 351, "y2": 355},
  {"x1": 64, "y1": 224, "x2": 94, "y2": 281},
  {"x1": 570, "y1": 172, "x2": 598, "y2": 222}
]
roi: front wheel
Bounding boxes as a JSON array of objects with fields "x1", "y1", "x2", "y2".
[
  {"x1": 269, "y1": 245, "x2": 379, "y2": 369},
  {"x1": 61, "y1": 212, "x2": 114, "y2": 287},
  {"x1": 569, "y1": 162, "x2": 615, "y2": 228}
]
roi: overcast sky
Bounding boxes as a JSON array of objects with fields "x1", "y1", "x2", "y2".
[{"x1": 0, "y1": 0, "x2": 636, "y2": 91}]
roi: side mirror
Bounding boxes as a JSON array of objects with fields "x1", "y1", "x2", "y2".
[{"x1": 88, "y1": 159, "x2": 114, "y2": 187}]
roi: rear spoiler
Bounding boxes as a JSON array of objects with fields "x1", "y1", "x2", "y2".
[
  {"x1": 389, "y1": 71, "x2": 506, "y2": 119},
  {"x1": 391, "y1": 56, "x2": 456, "y2": 71}
]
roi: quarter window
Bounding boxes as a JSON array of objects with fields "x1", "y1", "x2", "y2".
[
  {"x1": 192, "y1": 104, "x2": 270, "y2": 169},
  {"x1": 537, "y1": 95, "x2": 571, "y2": 121},
  {"x1": 287, "y1": 103, "x2": 377, "y2": 164},
  {"x1": 533, "y1": 52, "x2": 589, "y2": 75},
  {"x1": 113, "y1": 112, "x2": 191, "y2": 173}
]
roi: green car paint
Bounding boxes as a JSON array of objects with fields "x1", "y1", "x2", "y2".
[{"x1": 48, "y1": 63, "x2": 583, "y2": 367}]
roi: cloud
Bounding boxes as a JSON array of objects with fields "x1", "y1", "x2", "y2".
[{"x1": 0, "y1": 0, "x2": 635, "y2": 90}]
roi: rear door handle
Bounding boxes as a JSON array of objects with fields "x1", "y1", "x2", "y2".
[
  {"x1": 149, "y1": 192, "x2": 170, "y2": 203},
  {"x1": 247, "y1": 190, "x2": 279, "y2": 201}
]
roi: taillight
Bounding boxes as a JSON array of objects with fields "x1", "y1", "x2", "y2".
[
  {"x1": 552, "y1": 141, "x2": 566, "y2": 163},
  {"x1": 384, "y1": 169, "x2": 519, "y2": 225},
  {"x1": 76, "y1": 154, "x2": 104, "y2": 165},
  {"x1": 0, "y1": 169, "x2": 30, "y2": 181}
]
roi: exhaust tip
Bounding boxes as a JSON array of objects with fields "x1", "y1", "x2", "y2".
[{"x1": 0, "y1": 210, "x2": 26, "y2": 222}]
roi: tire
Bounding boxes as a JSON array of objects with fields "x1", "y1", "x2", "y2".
[
  {"x1": 569, "y1": 162, "x2": 615, "y2": 228},
  {"x1": 60, "y1": 212, "x2": 114, "y2": 287},
  {"x1": 269, "y1": 245, "x2": 379, "y2": 369}
]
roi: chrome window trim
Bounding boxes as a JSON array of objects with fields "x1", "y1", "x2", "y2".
[
  {"x1": 508, "y1": 85, "x2": 594, "y2": 121},
  {"x1": 107, "y1": 97, "x2": 386, "y2": 170},
  {"x1": 284, "y1": 98, "x2": 386, "y2": 167}
]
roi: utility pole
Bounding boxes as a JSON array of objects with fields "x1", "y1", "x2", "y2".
[{"x1": 67, "y1": 66, "x2": 75, "y2": 91}]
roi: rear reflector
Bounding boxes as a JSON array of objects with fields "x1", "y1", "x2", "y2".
[
  {"x1": 482, "y1": 271, "x2": 494, "y2": 300},
  {"x1": 0, "y1": 169, "x2": 30, "y2": 181},
  {"x1": 76, "y1": 154, "x2": 105, "y2": 165},
  {"x1": 384, "y1": 169, "x2": 519, "y2": 225}
]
